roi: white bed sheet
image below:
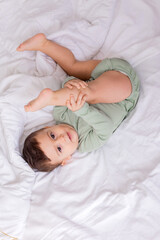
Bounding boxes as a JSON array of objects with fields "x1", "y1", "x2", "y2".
[{"x1": 0, "y1": 0, "x2": 160, "y2": 240}]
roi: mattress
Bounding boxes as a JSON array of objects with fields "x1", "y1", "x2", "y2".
[{"x1": 0, "y1": 0, "x2": 160, "y2": 239}]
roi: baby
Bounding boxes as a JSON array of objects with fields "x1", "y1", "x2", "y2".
[{"x1": 17, "y1": 33, "x2": 140, "y2": 172}]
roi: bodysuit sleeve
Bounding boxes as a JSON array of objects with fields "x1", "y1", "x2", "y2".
[{"x1": 74, "y1": 102, "x2": 114, "y2": 153}]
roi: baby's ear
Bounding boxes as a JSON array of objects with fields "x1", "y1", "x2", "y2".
[{"x1": 61, "y1": 156, "x2": 71, "y2": 166}]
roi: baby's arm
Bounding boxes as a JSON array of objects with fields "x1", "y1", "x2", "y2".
[{"x1": 74, "y1": 103, "x2": 114, "y2": 152}]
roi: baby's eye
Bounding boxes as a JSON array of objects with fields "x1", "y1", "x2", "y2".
[
  {"x1": 57, "y1": 146, "x2": 62, "y2": 152},
  {"x1": 50, "y1": 133, "x2": 55, "y2": 139}
]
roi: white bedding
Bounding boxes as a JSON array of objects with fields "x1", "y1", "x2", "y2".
[{"x1": 0, "y1": 0, "x2": 160, "y2": 239}]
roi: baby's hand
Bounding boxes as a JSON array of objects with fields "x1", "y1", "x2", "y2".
[
  {"x1": 64, "y1": 79, "x2": 88, "y2": 89},
  {"x1": 66, "y1": 92, "x2": 86, "y2": 112}
]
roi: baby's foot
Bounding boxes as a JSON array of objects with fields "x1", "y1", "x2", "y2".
[
  {"x1": 16, "y1": 33, "x2": 47, "y2": 52},
  {"x1": 24, "y1": 88, "x2": 54, "y2": 112}
]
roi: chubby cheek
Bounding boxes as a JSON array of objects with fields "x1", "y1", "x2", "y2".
[
  {"x1": 66, "y1": 143, "x2": 77, "y2": 155},
  {"x1": 68, "y1": 144, "x2": 75, "y2": 153}
]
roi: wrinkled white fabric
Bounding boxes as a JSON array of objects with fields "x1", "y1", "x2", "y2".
[{"x1": 0, "y1": 0, "x2": 160, "y2": 239}]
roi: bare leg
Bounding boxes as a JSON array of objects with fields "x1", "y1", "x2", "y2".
[
  {"x1": 88, "y1": 71, "x2": 132, "y2": 104},
  {"x1": 24, "y1": 87, "x2": 89, "y2": 112},
  {"x1": 17, "y1": 33, "x2": 100, "y2": 80},
  {"x1": 18, "y1": 34, "x2": 132, "y2": 111},
  {"x1": 24, "y1": 70, "x2": 132, "y2": 112}
]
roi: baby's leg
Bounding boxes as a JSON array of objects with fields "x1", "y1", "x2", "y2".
[
  {"x1": 24, "y1": 86, "x2": 87, "y2": 112},
  {"x1": 17, "y1": 33, "x2": 100, "y2": 80},
  {"x1": 25, "y1": 70, "x2": 131, "y2": 112},
  {"x1": 87, "y1": 70, "x2": 132, "y2": 104},
  {"x1": 24, "y1": 88, "x2": 54, "y2": 112}
]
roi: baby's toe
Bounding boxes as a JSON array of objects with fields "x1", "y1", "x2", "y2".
[{"x1": 24, "y1": 104, "x2": 32, "y2": 112}]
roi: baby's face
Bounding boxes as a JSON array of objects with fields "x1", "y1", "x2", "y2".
[{"x1": 35, "y1": 124, "x2": 79, "y2": 165}]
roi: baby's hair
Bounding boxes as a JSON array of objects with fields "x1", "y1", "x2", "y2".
[{"x1": 23, "y1": 128, "x2": 60, "y2": 172}]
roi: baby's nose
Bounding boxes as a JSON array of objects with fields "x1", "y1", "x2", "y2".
[
  {"x1": 58, "y1": 134, "x2": 69, "y2": 143},
  {"x1": 58, "y1": 134, "x2": 66, "y2": 141}
]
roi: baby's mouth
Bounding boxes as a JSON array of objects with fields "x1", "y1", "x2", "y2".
[{"x1": 67, "y1": 132, "x2": 72, "y2": 141}]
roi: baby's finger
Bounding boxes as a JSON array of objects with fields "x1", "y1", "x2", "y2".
[
  {"x1": 66, "y1": 82, "x2": 80, "y2": 89},
  {"x1": 78, "y1": 94, "x2": 86, "y2": 109},
  {"x1": 65, "y1": 83, "x2": 73, "y2": 89},
  {"x1": 81, "y1": 95, "x2": 87, "y2": 105},
  {"x1": 66, "y1": 100, "x2": 72, "y2": 110},
  {"x1": 70, "y1": 95, "x2": 76, "y2": 108},
  {"x1": 72, "y1": 82, "x2": 81, "y2": 89},
  {"x1": 79, "y1": 81, "x2": 88, "y2": 88},
  {"x1": 77, "y1": 92, "x2": 84, "y2": 105}
]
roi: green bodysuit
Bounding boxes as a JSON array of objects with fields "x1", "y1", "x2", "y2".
[{"x1": 53, "y1": 58, "x2": 140, "y2": 153}]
